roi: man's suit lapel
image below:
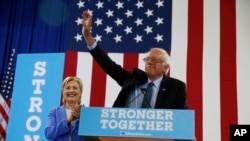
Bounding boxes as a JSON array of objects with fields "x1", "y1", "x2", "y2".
[{"x1": 155, "y1": 76, "x2": 169, "y2": 108}]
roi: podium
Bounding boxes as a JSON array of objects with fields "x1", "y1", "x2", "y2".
[{"x1": 79, "y1": 107, "x2": 195, "y2": 141}]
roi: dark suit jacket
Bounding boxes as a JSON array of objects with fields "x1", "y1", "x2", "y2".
[{"x1": 90, "y1": 45, "x2": 188, "y2": 109}]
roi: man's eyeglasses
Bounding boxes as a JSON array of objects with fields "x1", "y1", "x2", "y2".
[{"x1": 143, "y1": 57, "x2": 164, "y2": 63}]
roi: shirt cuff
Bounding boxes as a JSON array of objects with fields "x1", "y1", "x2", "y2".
[{"x1": 87, "y1": 41, "x2": 97, "y2": 50}]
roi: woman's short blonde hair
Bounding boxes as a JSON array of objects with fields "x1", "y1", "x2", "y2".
[
  {"x1": 62, "y1": 76, "x2": 83, "y2": 93},
  {"x1": 61, "y1": 76, "x2": 83, "y2": 104}
]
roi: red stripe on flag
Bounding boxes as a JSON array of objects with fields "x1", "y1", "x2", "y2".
[
  {"x1": 0, "y1": 99, "x2": 10, "y2": 139},
  {"x1": 64, "y1": 52, "x2": 78, "y2": 77},
  {"x1": 6, "y1": 100, "x2": 11, "y2": 107},
  {"x1": 220, "y1": 0, "x2": 238, "y2": 141},
  {"x1": 0, "y1": 105, "x2": 8, "y2": 123},
  {"x1": 0, "y1": 125, "x2": 6, "y2": 139},
  {"x1": 90, "y1": 58, "x2": 106, "y2": 107},
  {"x1": 123, "y1": 54, "x2": 139, "y2": 71},
  {"x1": 62, "y1": 52, "x2": 78, "y2": 105},
  {"x1": 187, "y1": 0, "x2": 204, "y2": 140}
]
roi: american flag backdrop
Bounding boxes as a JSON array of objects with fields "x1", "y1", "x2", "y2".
[
  {"x1": 0, "y1": 49, "x2": 16, "y2": 139},
  {"x1": 65, "y1": 0, "x2": 250, "y2": 141}
]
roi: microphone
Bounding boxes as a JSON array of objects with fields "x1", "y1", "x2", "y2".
[
  {"x1": 141, "y1": 88, "x2": 152, "y2": 108},
  {"x1": 125, "y1": 88, "x2": 146, "y2": 108},
  {"x1": 140, "y1": 88, "x2": 147, "y2": 94}
]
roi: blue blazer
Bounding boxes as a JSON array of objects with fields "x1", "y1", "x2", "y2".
[{"x1": 44, "y1": 106, "x2": 85, "y2": 141}]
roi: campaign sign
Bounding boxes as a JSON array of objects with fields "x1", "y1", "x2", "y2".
[
  {"x1": 79, "y1": 107, "x2": 195, "y2": 140},
  {"x1": 6, "y1": 53, "x2": 65, "y2": 141}
]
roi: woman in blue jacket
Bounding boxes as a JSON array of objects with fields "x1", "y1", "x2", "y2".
[{"x1": 44, "y1": 76, "x2": 86, "y2": 141}]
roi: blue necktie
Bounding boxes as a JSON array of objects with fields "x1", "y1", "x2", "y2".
[{"x1": 141, "y1": 82, "x2": 154, "y2": 108}]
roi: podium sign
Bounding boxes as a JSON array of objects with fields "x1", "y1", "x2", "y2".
[{"x1": 79, "y1": 107, "x2": 195, "y2": 140}]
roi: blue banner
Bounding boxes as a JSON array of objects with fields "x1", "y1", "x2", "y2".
[
  {"x1": 79, "y1": 107, "x2": 195, "y2": 140},
  {"x1": 6, "y1": 53, "x2": 65, "y2": 141}
]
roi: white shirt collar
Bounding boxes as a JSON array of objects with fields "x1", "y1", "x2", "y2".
[{"x1": 147, "y1": 75, "x2": 163, "y2": 88}]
